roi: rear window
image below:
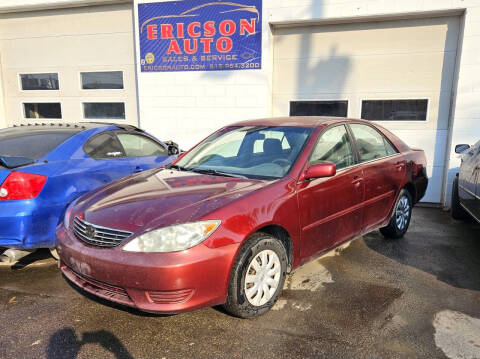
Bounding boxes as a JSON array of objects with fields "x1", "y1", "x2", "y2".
[{"x1": 0, "y1": 130, "x2": 77, "y2": 160}]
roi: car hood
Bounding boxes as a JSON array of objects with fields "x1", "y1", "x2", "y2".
[{"x1": 77, "y1": 168, "x2": 266, "y2": 233}]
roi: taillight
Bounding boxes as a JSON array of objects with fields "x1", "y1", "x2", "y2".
[{"x1": 0, "y1": 172, "x2": 47, "y2": 201}]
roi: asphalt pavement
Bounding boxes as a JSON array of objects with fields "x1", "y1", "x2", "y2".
[{"x1": 0, "y1": 207, "x2": 479, "y2": 359}]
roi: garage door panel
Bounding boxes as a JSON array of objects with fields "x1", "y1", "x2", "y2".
[
  {"x1": 273, "y1": 94, "x2": 347, "y2": 117},
  {"x1": 354, "y1": 91, "x2": 451, "y2": 130},
  {"x1": 0, "y1": 4, "x2": 133, "y2": 39},
  {"x1": 0, "y1": 3, "x2": 138, "y2": 127},
  {"x1": 2, "y1": 33, "x2": 134, "y2": 68},
  {"x1": 274, "y1": 17, "x2": 460, "y2": 60},
  {"x1": 4, "y1": 64, "x2": 136, "y2": 98},
  {"x1": 273, "y1": 51, "x2": 456, "y2": 95},
  {"x1": 385, "y1": 129, "x2": 449, "y2": 167},
  {"x1": 273, "y1": 16, "x2": 460, "y2": 203}
]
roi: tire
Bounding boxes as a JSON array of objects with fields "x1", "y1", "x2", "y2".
[
  {"x1": 451, "y1": 177, "x2": 468, "y2": 220},
  {"x1": 223, "y1": 232, "x2": 288, "y2": 318},
  {"x1": 49, "y1": 248, "x2": 59, "y2": 260},
  {"x1": 380, "y1": 189, "x2": 413, "y2": 239}
]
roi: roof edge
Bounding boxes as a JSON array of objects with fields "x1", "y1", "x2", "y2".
[{"x1": 0, "y1": 0, "x2": 131, "y2": 14}]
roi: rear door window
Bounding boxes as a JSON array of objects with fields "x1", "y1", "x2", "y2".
[
  {"x1": 84, "y1": 133, "x2": 125, "y2": 159},
  {"x1": 0, "y1": 129, "x2": 77, "y2": 160},
  {"x1": 349, "y1": 124, "x2": 395, "y2": 163}
]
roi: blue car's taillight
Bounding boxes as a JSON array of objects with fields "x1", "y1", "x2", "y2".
[{"x1": 0, "y1": 172, "x2": 47, "y2": 201}]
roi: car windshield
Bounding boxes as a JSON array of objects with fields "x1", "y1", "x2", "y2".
[{"x1": 175, "y1": 126, "x2": 313, "y2": 180}]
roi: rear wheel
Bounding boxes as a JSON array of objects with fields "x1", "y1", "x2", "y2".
[
  {"x1": 380, "y1": 189, "x2": 412, "y2": 239},
  {"x1": 451, "y1": 177, "x2": 468, "y2": 220},
  {"x1": 224, "y1": 233, "x2": 287, "y2": 318}
]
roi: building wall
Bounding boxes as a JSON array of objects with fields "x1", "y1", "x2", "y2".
[
  {"x1": 0, "y1": 0, "x2": 478, "y2": 205},
  {"x1": 0, "y1": 2, "x2": 138, "y2": 126},
  {"x1": 133, "y1": 0, "x2": 480, "y2": 205}
]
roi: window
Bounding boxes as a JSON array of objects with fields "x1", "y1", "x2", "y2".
[
  {"x1": 175, "y1": 126, "x2": 312, "y2": 180},
  {"x1": 310, "y1": 125, "x2": 355, "y2": 170},
  {"x1": 290, "y1": 101, "x2": 348, "y2": 117},
  {"x1": 24, "y1": 103, "x2": 62, "y2": 119},
  {"x1": 384, "y1": 138, "x2": 398, "y2": 156},
  {"x1": 0, "y1": 129, "x2": 78, "y2": 160},
  {"x1": 361, "y1": 99, "x2": 428, "y2": 121},
  {"x1": 253, "y1": 129, "x2": 291, "y2": 153},
  {"x1": 81, "y1": 71, "x2": 123, "y2": 89},
  {"x1": 83, "y1": 102, "x2": 125, "y2": 120},
  {"x1": 20, "y1": 73, "x2": 59, "y2": 90},
  {"x1": 350, "y1": 124, "x2": 395, "y2": 162},
  {"x1": 116, "y1": 133, "x2": 167, "y2": 157},
  {"x1": 84, "y1": 133, "x2": 125, "y2": 159}
]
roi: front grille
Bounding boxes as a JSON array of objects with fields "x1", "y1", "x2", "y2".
[{"x1": 73, "y1": 216, "x2": 132, "y2": 248}]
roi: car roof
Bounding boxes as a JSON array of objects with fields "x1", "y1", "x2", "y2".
[
  {"x1": 1, "y1": 122, "x2": 142, "y2": 135},
  {"x1": 229, "y1": 117, "x2": 370, "y2": 128}
]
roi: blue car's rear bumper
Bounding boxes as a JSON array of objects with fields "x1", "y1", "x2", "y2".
[{"x1": 0, "y1": 199, "x2": 63, "y2": 249}]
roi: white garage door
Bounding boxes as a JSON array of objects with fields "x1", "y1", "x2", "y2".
[
  {"x1": 273, "y1": 16, "x2": 460, "y2": 203},
  {"x1": 0, "y1": 3, "x2": 138, "y2": 127}
]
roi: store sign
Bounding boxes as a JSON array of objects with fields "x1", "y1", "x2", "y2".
[{"x1": 138, "y1": 0, "x2": 262, "y2": 72}]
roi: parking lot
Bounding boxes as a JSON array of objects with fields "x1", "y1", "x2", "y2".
[{"x1": 0, "y1": 207, "x2": 479, "y2": 359}]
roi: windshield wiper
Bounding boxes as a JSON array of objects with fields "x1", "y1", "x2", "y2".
[
  {"x1": 190, "y1": 168, "x2": 247, "y2": 179},
  {"x1": 167, "y1": 164, "x2": 187, "y2": 171}
]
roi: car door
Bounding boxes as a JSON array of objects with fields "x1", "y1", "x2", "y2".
[
  {"x1": 297, "y1": 124, "x2": 364, "y2": 261},
  {"x1": 115, "y1": 132, "x2": 171, "y2": 173},
  {"x1": 458, "y1": 141, "x2": 480, "y2": 218},
  {"x1": 472, "y1": 141, "x2": 480, "y2": 220},
  {"x1": 348, "y1": 123, "x2": 405, "y2": 233},
  {"x1": 82, "y1": 131, "x2": 134, "y2": 182}
]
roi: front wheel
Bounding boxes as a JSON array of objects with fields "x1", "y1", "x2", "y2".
[
  {"x1": 49, "y1": 248, "x2": 59, "y2": 260},
  {"x1": 223, "y1": 233, "x2": 287, "y2": 318},
  {"x1": 380, "y1": 189, "x2": 412, "y2": 239}
]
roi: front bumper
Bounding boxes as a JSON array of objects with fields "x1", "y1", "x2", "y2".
[{"x1": 56, "y1": 224, "x2": 240, "y2": 314}]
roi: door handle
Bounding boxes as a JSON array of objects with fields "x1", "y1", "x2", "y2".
[
  {"x1": 395, "y1": 162, "x2": 405, "y2": 172},
  {"x1": 352, "y1": 176, "x2": 363, "y2": 187},
  {"x1": 134, "y1": 166, "x2": 144, "y2": 173}
]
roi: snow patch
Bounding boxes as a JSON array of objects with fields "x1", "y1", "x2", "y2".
[
  {"x1": 433, "y1": 310, "x2": 480, "y2": 359},
  {"x1": 272, "y1": 299, "x2": 288, "y2": 311}
]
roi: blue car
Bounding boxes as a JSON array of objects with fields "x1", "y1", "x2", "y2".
[{"x1": 0, "y1": 122, "x2": 178, "y2": 258}]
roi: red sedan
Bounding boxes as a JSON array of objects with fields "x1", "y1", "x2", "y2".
[{"x1": 56, "y1": 117, "x2": 428, "y2": 318}]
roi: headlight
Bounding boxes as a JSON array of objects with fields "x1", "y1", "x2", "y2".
[{"x1": 122, "y1": 220, "x2": 221, "y2": 253}]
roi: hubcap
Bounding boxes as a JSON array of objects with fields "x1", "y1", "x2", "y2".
[
  {"x1": 395, "y1": 195, "x2": 410, "y2": 230},
  {"x1": 244, "y1": 250, "x2": 281, "y2": 306}
]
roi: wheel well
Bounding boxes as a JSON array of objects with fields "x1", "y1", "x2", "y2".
[
  {"x1": 404, "y1": 182, "x2": 416, "y2": 204},
  {"x1": 256, "y1": 225, "x2": 293, "y2": 272}
]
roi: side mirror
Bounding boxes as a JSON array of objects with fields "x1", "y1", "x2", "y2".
[
  {"x1": 304, "y1": 162, "x2": 336, "y2": 180},
  {"x1": 164, "y1": 140, "x2": 180, "y2": 156},
  {"x1": 455, "y1": 144, "x2": 470, "y2": 154}
]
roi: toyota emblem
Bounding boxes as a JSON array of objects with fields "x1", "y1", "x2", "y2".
[{"x1": 85, "y1": 225, "x2": 96, "y2": 239}]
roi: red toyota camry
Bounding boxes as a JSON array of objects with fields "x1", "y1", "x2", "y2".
[{"x1": 56, "y1": 117, "x2": 428, "y2": 318}]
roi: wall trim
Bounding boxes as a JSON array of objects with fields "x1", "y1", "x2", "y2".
[
  {"x1": 0, "y1": 0, "x2": 131, "y2": 14},
  {"x1": 270, "y1": 8, "x2": 466, "y2": 29}
]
